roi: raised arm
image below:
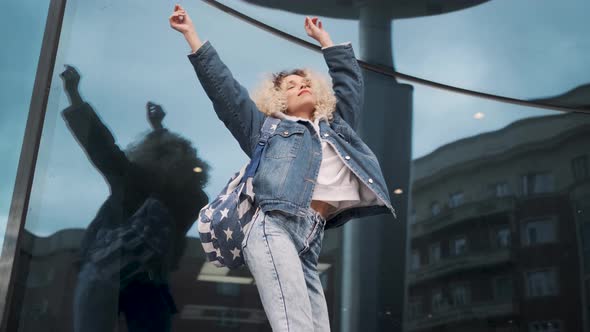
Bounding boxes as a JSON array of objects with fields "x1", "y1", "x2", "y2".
[
  {"x1": 305, "y1": 17, "x2": 364, "y2": 130},
  {"x1": 170, "y1": 5, "x2": 265, "y2": 158},
  {"x1": 60, "y1": 65, "x2": 129, "y2": 187}
]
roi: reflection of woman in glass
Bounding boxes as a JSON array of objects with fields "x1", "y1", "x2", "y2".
[
  {"x1": 170, "y1": 4, "x2": 396, "y2": 331},
  {"x1": 60, "y1": 65, "x2": 209, "y2": 332}
]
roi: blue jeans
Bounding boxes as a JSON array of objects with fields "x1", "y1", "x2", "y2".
[{"x1": 242, "y1": 208, "x2": 331, "y2": 331}]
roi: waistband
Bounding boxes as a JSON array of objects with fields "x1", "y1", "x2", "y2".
[
  {"x1": 306, "y1": 207, "x2": 327, "y2": 227},
  {"x1": 263, "y1": 206, "x2": 326, "y2": 227}
]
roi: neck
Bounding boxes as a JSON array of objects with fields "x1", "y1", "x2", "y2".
[{"x1": 286, "y1": 109, "x2": 314, "y2": 120}]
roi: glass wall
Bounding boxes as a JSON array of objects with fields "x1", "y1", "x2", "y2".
[
  {"x1": 405, "y1": 80, "x2": 590, "y2": 332},
  {"x1": 8, "y1": 1, "x2": 339, "y2": 331},
  {"x1": 0, "y1": 0, "x2": 51, "y2": 254},
  {"x1": 3, "y1": 0, "x2": 590, "y2": 331}
]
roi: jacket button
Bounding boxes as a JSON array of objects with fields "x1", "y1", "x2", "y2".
[
  {"x1": 368, "y1": 178, "x2": 374, "y2": 184},
  {"x1": 284, "y1": 131, "x2": 289, "y2": 135},
  {"x1": 345, "y1": 155, "x2": 351, "y2": 160},
  {"x1": 323, "y1": 133, "x2": 329, "y2": 137}
]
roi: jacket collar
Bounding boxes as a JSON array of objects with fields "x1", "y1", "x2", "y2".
[{"x1": 270, "y1": 111, "x2": 328, "y2": 127}]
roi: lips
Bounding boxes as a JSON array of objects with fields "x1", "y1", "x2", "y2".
[{"x1": 298, "y1": 89, "x2": 311, "y2": 96}]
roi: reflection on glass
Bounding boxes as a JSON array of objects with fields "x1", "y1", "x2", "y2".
[
  {"x1": 407, "y1": 108, "x2": 590, "y2": 331},
  {"x1": 58, "y1": 64, "x2": 209, "y2": 332},
  {"x1": 7, "y1": 1, "x2": 343, "y2": 331},
  {"x1": 4, "y1": 0, "x2": 590, "y2": 331}
]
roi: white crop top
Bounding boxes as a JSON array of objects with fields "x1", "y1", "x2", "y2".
[{"x1": 276, "y1": 113, "x2": 385, "y2": 219}]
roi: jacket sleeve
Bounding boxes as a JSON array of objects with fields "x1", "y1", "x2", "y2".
[
  {"x1": 187, "y1": 41, "x2": 265, "y2": 158},
  {"x1": 322, "y1": 43, "x2": 364, "y2": 131},
  {"x1": 62, "y1": 102, "x2": 129, "y2": 187}
]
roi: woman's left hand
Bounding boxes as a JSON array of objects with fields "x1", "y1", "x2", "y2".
[{"x1": 304, "y1": 17, "x2": 333, "y2": 48}]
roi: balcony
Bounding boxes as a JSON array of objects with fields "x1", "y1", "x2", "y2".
[
  {"x1": 406, "y1": 301, "x2": 517, "y2": 331},
  {"x1": 408, "y1": 249, "x2": 511, "y2": 285},
  {"x1": 411, "y1": 196, "x2": 516, "y2": 238}
]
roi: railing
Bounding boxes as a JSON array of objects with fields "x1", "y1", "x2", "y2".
[
  {"x1": 411, "y1": 196, "x2": 516, "y2": 238},
  {"x1": 406, "y1": 300, "x2": 517, "y2": 331},
  {"x1": 408, "y1": 249, "x2": 511, "y2": 285}
]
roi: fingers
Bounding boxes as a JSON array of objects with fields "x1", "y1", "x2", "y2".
[
  {"x1": 61, "y1": 65, "x2": 77, "y2": 77},
  {"x1": 147, "y1": 101, "x2": 159, "y2": 111},
  {"x1": 305, "y1": 16, "x2": 323, "y2": 30},
  {"x1": 174, "y1": 4, "x2": 186, "y2": 17},
  {"x1": 60, "y1": 65, "x2": 80, "y2": 87},
  {"x1": 169, "y1": 12, "x2": 185, "y2": 23},
  {"x1": 171, "y1": 4, "x2": 186, "y2": 18}
]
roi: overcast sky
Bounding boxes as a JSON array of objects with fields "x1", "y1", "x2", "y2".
[{"x1": 1, "y1": 0, "x2": 588, "y2": 244}]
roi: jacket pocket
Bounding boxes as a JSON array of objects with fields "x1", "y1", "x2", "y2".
[{"x1": 264, "y1": 124, "x2": 306, "y2": 159}]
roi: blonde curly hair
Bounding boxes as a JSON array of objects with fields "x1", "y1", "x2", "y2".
[{"x1": 251, "y1": 68, "x2": 337, "y2": 122}]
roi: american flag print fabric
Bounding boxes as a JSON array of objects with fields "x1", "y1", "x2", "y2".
[
  {"x1": 197, "y1": 166, "x2": 258, "y2": 269},
  {"x1": 197, "y1": 117, "x2": 280, "y2": 270}
]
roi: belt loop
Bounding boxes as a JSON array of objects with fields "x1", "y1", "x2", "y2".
[{"x1": 312, "y1": 207, "x2": 326, "y2": 226}]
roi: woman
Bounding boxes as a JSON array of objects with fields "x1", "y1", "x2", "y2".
[{"x1": 170, "y1": 4, "x2": 396, "y2": 331}]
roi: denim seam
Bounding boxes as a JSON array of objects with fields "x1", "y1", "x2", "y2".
[
  {"x1": 242, "y1": 208, "x2": 260, "y2": 250},
  {"x1": 196, "y1": 46, "x2": 250, "y2": 149},
  {"x1": 325, "y1": 44, "x2": 363, "y2": 130},
  {"x1": 262, "y1": 218, "x2": 290, "y2": 331},
  {"x1": 298, "y1": 218, "x2": 320, "y2": 256}
]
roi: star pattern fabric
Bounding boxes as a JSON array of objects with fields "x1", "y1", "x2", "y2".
[
  {"x1": 224, "y1": 227, "x2": 233, "y2": 240},
  {"x1": 196, "y1": 117, "x2": 280, "y2": 269}
]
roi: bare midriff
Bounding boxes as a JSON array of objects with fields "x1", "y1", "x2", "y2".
[{"x1": 310, "y1": 200, "x2": 334, "y2": 220}]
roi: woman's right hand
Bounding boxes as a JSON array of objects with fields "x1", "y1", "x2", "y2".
[{"x1": 169, "y1": 4, "x2": 194, "y2": 35}]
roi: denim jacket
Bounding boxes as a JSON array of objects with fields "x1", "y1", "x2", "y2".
[{"x1": 188, "y1": 41, "x2": 396, "y2": 229}]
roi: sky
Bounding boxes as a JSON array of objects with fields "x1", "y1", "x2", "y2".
[{"x1": 1, "y1": 0, "x2": 589, "y2": 244}]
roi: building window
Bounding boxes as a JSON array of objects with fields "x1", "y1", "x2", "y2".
[
  {"x1": 431, "y1": 289, "x2": 446, "y2": 313},
  {"x1": 431, "y1": 201, "x2": 441, "y2": 216},
  {"x1": 411, "y1": 250, "x2": 421, "y2": 271},
  {"x1": 451, "y1": 284, "x2": 470, "y2": 307},
  {"x1": 429, "y1": 242, "x2": 441, "y2": 264},
  {"x1": 495, "y1": 227, "x2": 511, "y2": 248},
  {"x1": 522, "y1": 172, "x2": 555, "y2": 196},
  {"x1": 572, "y1": 155, "x2": 589, "y2": 180},
  {"x1": 523, "y1": 218, "x2": 557, "y2": 246},
  {"x1": 451, "y1": 237, "x2": 467, "y2": 256},
  {"x1": 528, "y1": 320, "x2": 562, "y2": 332},
  {"x1": 494, "y1": 276, "x2": 513, "y2": 300},
  {"x1": 526, "y1": 269, "x2": 558, "y2": 297},
  {"x1": 449, "y1": 191, "x2": 464, "y2": 208},
  {"x1": 494, "y1": 182, "x2": 510, "y2": 197}
]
